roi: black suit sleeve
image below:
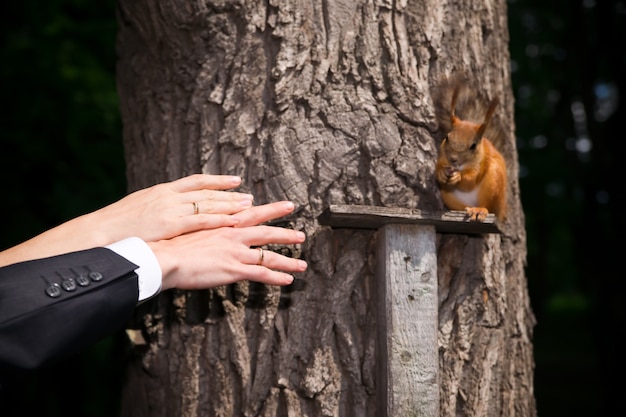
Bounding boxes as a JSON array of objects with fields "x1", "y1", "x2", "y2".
[{"x1": 0, "y1": 247, "x2": 140, "y2": 382}]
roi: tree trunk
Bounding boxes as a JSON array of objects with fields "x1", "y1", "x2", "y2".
[{"x1": 115, "y1": 0, "x2": 535, "y2": 416}]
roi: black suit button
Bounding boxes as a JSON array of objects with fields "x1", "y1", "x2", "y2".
[
  {"x1": 61, "y1": 278, "x2": 77, "y2": 292},
  {"x1": 77, "y1": 274, "x2": 90, "y2": 286},
  {"x1": 89, "y1": 272, "x2": 103, "y2": 282},
  {"x1": 45, "y1": 283, "x2": 62, "y2": 298}
]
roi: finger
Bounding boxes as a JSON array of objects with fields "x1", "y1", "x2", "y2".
[
  {"x1": 188, "y1": 200, "x2": 252, "y2": 216},
  {"x1": 184, "y1": 190, "x2": 254, "y2": 214},
  {"x1": 232, "y1": 201, "x2": 296, "y2": 227},
  {"x1": 239, "y1": 226, "x2": 306, "y2": 247},
  {"x1": 170, "y1": 174, "x2": 243, "y2": 193},
  {"x1": 247, "y1": 247, "x2": 308, "y2": 273},
  {"x1": 240, "y1": 266, "x2": 297, "y2": 286},
  {"x1": 178, "y1": 213, "x2": 240, "y2": 233},
  {"x1": 238, "y1": 260, "x2": 306, "y2": 286},
  {"x1": 186, "y1": 189, "x2": 253, "y2": 203}
]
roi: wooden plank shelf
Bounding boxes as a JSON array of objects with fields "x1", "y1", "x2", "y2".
[{"x1": 318, "y1": 204, "x2": 502, "y2": 234}]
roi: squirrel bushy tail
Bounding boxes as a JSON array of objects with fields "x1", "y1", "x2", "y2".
[{"x1": 431, "y1": 73, "x2": 505, "y2": 150}]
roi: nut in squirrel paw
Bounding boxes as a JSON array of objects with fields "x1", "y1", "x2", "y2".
[{"x1": 444, "y1": 166, "x2": 461, "y2": 184}]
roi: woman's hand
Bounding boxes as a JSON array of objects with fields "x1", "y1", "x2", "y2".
[
  {"x1": 0, "y1": 174, "x2": 254, "y2": 266},
  {"x1": 149, "y1": 201, "x2": 308, "y2": 289},
  {"x1": 90, "y1": 174, "x2": 254, "y2": 243}
]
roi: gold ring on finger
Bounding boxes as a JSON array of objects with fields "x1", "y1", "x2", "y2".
[{"x1": 257, "y1": 247, "x2": 264, "y2": 266}]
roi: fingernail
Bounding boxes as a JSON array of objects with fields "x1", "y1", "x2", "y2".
[
  {"x1": 283, "y1": 201, "x2": 295, "y2": 211},
  {"x1": 297, "y1": 260, "x2": 308, "y2": 271},
  {"x1": 240, "y1": 196, "x2": 253, "y2": 207},
  {"x1": 230, "y1": 176, "x2": 242, "y2": 185},
  {"x1": 296, "y1": 231, "x2": 305, "y2": 241}
]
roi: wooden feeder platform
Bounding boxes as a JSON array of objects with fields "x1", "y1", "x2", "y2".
[{"x1": 318, "y1": 204, "x2": 501, "y2": 417}]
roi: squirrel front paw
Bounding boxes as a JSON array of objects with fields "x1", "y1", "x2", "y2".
[
  {"x1": 445, "y1": 167, "x2": 461, "y2": 185},
  {"x1": 437, "y1": 166, "x2": 461, "y2": 185},
  {"x1": 465, "y1": 207, "x2": 489, "y2": 222}
]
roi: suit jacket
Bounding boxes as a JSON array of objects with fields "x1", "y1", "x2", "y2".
[{"x1": 0, "y1": 247, "x2": 139, "y2": 384}]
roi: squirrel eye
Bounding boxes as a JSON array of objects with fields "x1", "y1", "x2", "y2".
[{"x1": 469, "y1": 142, "x2": 477, "y2": 151}]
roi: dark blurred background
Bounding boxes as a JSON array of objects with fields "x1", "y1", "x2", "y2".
[{"x1": 0, "y1": 0, "x2": 623, "y2": 416}]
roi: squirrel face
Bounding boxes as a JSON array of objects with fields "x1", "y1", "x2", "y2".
[{"x1": 440, "y1": 118, "x2": 484, "y2": 172}]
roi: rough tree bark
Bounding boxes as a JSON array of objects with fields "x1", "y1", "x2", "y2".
[{"x1": 115, "y1": 0, "x2": 535, "y2": 416}]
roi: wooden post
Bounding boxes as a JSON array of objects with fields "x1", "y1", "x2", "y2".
[
  {"x1": 377, "y1": 224, "x2": 438, "y2": 416},
  {"x1": 319, "y1": 205, "x2": 500, "y2": 417}
]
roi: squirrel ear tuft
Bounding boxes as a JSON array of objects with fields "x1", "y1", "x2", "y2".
[
  {"x1": 474, "y1": 98, "x2": 499, "y2": 141},
  {"x1": 483, "y1": 98, "x2": 499, "y2": 124},
  {"x1": 450, "y1": 84, "x2": 461, "y2": 121}
]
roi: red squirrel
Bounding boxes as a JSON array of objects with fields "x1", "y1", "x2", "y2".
[{"x1": 434, "y1": 78, "x2": 507, "y2": 222}]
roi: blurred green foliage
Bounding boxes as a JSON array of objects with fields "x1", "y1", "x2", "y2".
[
  {"x1": 1, "y1": 0, "x2": 623, "y2": 416},
  {"x1": 508, "y1": 0, "x2": 624, "y2": 415},
  {"x1": 0, "y1": 0, "x2": 125, "y2": 246},
  {"x1": 0, "y1": 1, "x2": 126, "y2": 416}
]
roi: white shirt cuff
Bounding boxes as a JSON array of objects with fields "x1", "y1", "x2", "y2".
[{"x1": 106, "y1": 237, "x2": 162, "y2": 303}]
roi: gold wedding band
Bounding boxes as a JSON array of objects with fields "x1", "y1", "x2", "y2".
[
  {"x1": 192, "y1": 201, "x2": 200, "y2": 215},
  {"x1": 257, "y1": 247, "x2": 264, "y2": 266}
]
